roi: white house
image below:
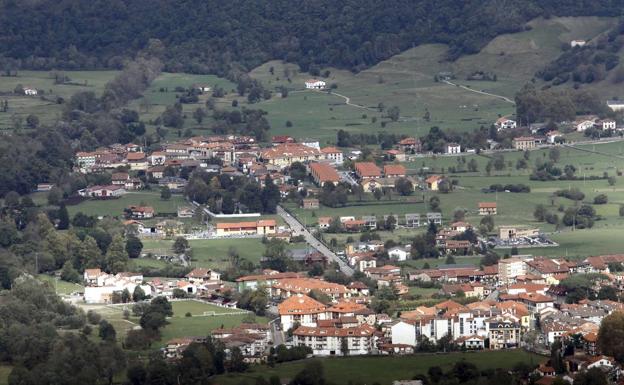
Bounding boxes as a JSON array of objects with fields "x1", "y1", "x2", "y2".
[
  {"x1": 570, "y1": 40, "x2": 586, "y2": 48},
  {"x1": 575, "y1": 118, "x2": 597, "y2": 132},
  {"x1": 495, "y1": 118, "x2": 517, "y2": 131},
  {"x1": 446, "y1": 143, "x2": 461, "y2": 154},
  {"x1": 24, "y1": 87, "x2": 38, "y2": 96},
  {"x1": 305, "y1": 79, "x2": 326, "y2": 90},
  {"x1": 607, "y1": 100, "x2": 624, "y2": 112},
  {"x1": 388, "y1": 246, "x2": 410, "y2": 262},
  {"x1": 596, "y1": 119, "x2": 616, "y2": 130},
  {"x1": 79, "y1": 185, "x2": 126, "y2": 198}
]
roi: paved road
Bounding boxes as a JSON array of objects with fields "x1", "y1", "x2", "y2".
[
  {"x1": 276, "y1": 205, "x2": 354, "y2": 276},
  {"x1": 269, "y1": 318, "x2": 285, "y2": 346}
]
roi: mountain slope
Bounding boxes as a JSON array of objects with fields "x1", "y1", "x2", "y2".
[{"x1": 0, "y1": 0, "x2": 621, "y2": 75}]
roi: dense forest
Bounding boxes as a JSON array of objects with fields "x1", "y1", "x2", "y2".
[{"x1": 0, "y1": 0, "x2": 621, "y2": 76}]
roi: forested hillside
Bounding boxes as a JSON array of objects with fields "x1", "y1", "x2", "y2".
[{"x1": 0, "y1": 0, "x2": 621, "y2": 76}]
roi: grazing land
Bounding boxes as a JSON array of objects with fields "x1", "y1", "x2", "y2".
[
  {"x1": 214, "y1": 350, "x2": 543, "y2": 385},
  {"x1": 66, "y1": 191, "x2": 187, "y2": 217},
  {"x1": 37, "y1": 274, "x2": 84, "y2": 295}
]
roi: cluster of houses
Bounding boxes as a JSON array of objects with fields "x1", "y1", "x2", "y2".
[{"x1": 83, "y1": 267, "x2": 222, "y2": 303}]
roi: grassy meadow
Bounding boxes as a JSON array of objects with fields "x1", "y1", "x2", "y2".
[
  {"x1": 66, "y1": 191, "x2": 187, "y2": 217},
  {"x1": 214, "y1": 350, "x2": 543, "y2": 385}
]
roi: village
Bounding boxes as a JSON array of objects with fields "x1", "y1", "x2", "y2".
[{"x1": 53, "y1": 92, "x2": 624, "y2": 385}]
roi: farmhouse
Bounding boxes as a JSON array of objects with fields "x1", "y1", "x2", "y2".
[
  {"x1": 512, "y1": 136, "x2": 536, "y2": 150},
  {"x1": 575, "y1": 116, "x2": 598, "y2": 132},
  {"x1": 302, "y1": 198, "x2": 320, "y2": 209},
  {"x1": 321, "y1": 147, "x2": 344, "y2": 165},
  {"x1": 126, "y1": 205, "x2": 155, "y2": 219},
  {"x1": 596, "y1": 119, "x2": 616, "y2": 130},
  {"x1": 309, "y1": 162, "x2": 340, "y2": 186},
  {"x1": 23, "y1": 87, "x2": 38, "y2": 95},
  {"x1": 478, "y1": 202, "x2": 497, "y2": 215},
  {"x1": 215, "y1": 219, "x2": 277, "y2": 237},
  {"x1": 495, "y1": 117, "x2": 517, "y2": 130},
  {"x1": 80, "y1": 185, "x2": 126, "y2": 199},
  {"x1": 425, "y1": 175, "x2": 444, "y2": 191},
  {"x1": 126, "y1": 152, "x2": 148, "y2": 170},
  {"x1": 185, "y1": 268, "x2": 221, "y2": 284},
  {"x1": 446, "y1": 143, "x2": 461, "y2": 154},
  {"x1": 570, "y1": 39, "x2": 586, "y2": 47},
  {"x1": 397, "y1": 137, "x2": 422, "y2": 153},
  {"x1": 355, "y1": 162, "x2": 382, "y2": 179},
  {"x1": 383, "y1": 164, "x2": 406, "y2": 178},
  {"x1": 305, "y1": 79, "x2": 326, "y2": 89}
]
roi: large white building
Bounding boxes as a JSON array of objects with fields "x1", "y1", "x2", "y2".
[
  {"x1": 83, "y1": 269, "x2": 152, "y2": 304},
  {"x1": 305, "y1": 79, "x2": 326, "y2": 89},
  {"x1": 293, "y1": 324, "x2": 377, "y2": 356}
]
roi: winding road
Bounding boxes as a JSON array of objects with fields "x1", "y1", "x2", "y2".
[
  {"x1": 276, "y1": 205, "x2": 354, "y2": 276},
  {"x1": 442, "y1": 79, "x2": 515, "y2": 104}
]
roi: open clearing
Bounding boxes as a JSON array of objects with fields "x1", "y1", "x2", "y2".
[
  {"x1": 37, "y1": 274, "x2": 84, "y2": 295},
  {"x1": 215, "y1": 350, "x2": 543, "y2": 385}
]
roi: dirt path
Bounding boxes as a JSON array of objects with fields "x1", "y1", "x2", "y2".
[{"x1": 442, "y1": 80, "x2": 515, "y2": 104}]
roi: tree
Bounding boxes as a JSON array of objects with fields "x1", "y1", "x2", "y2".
[
  {"x1": 60, "y1": 260, "x2": 81, "y2": 283},
  {"x1": 173, "y1": 236, "x2": 189, "y2": 254},
  {"x1": 395, "y1": 177, "x2": 413, "y2": 196},
  {"x1": 429, "y1": 196, "x2": 440, "y2": 211},
  {"x1": 480, "y1": 215, "x2": 495, "y2": 233},
  {"x1": 373, "y1": 188, "x2": 383, "y2": 201},
  {"x1": 47, "y1": 187, "x2": 63, "y2": 206},
  {"x1": 534, "y1": 204, "x2": 547, "y2": 221},
  {"x1": 261, "y1": 175, "x2": 281, "y2": 213},
  {"x1": 598, "y1": 311, "x2": 624, "y2": 363},
  {"x1": 229, "y1": 347, "x2": 248, "y2": 372},
  {"x1": 160, "y1": 186, "x2": 172, "y2": 200},
  {"x1": 387, "y1": 106, "x2": 400, "y2": 121},
  {"x1": 125, "y1": 236, "x2": 143, "y2": 258},
  {"x1": 192, "y1": 107, "x2": 206, "y2": 124},
  {"x1": 98, "y1": 319, "x2": 117, "y2": 341},
  {"x1": 105, "y1": 234, "x2": 128, "y2": 273},
  {"x1": 57, "y1": 203, "x2": 70, "y2": 230},
  {"x1": 593, "y1": 194, "x2": 608, "y2": 204},
  {"x1": 574, "y1": 367, "x2": 608, "y2": 385},
  {"x1": 133, "y1": 285, "x2": 147, "y2": 302}
]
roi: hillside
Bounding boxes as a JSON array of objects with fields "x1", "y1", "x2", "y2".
[
  {"x1": 248, "y1": 17, "x2": 617, "y2": 143},
  {"x1": 0, "y1": 0, "x2": 621, "y2": 76}
]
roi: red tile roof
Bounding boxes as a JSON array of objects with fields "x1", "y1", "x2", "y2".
[{"x1": 355, "y1": 162, "x2": 381, "y2": 178}]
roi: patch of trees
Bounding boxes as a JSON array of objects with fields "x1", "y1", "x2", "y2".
[
  {"x1": 336, "y1": 130, "x2": 407, "y2": 149},
  {"x1": 212, "y1": 108, "x2": 271, "y2": 141},
  {"x1": 185, "y1": 172, "x2": 280, "y2": 214},
  {"x1": 0, "y1": 277, "x2": 128, "y2": 385},
  {"x1": 515, "y1": 83, "x2": 610, "y2": 126},
  {"x1": 318, "y1": 183, "x2": 348, "y2": 208},
  {"x1": 466, "y1": 70, "x2": 497, "y2": 81},
  {"x1": 420, "y1": 126, "x2": 490, "y2": 153},
  {"x1": 562, "y1": 205, "x2": 599, "y2": 229},
  {"x1": 488, "y1": 184, "x2": 530, "y2": 193},
  {"x1": 538, "y1": 18, "x2": 624, "y2": 86}
]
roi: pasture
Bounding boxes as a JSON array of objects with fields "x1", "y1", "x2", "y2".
[
  {"x1": 171, "y1": 299, "x2": 243, "y2": 316},
  {"x1": 37, "y1": 274, "x2": 84, "y2": 295},
  {"x1": 0, "y1": 70, "x2": 118, "y2": 129},
  {"x1": 66, "y1": 191, "x2": 187, "y2": 217},
  {"x1": 214, "y1": 350, "x2": 543, "y2": 385},
  {"x1": 142, "y1": 238, "x2": 267, "y2": 270}
]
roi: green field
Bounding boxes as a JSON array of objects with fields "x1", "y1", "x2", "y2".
[
  {"x1": 248, "y1": 17, "x2": 616, "y2": 144},
  {"x1": 142, "y1": 238, "x2": 266, "y2": 270},
  {"x1": 215, "y1": 350, "x2": 543, "y2": 385},
  {"x1": 37, "y1": 274, "x2": 84, "y2": 295},
  {"x1": 66, "y1": 191, "x2": 187, "y2": 217},
  {"x1": 171, "y1": 300, "x2": 243, "y2": 316},
  {"x1": 0, "y1": 70, "x2": 119, "y2": 129}
]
